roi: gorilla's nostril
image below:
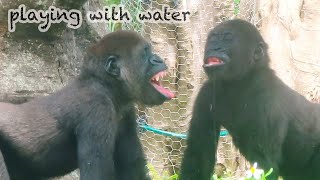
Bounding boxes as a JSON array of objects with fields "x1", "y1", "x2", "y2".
[
  {"x1": 150, "y1": 55, "x2": 164, "y2": 65},
  {"x1": 153, "y1": 59, "x2": 163, "y2": 63},
  {"x1": 213, "y1": 47, "x2": 224, "y2": 51}
]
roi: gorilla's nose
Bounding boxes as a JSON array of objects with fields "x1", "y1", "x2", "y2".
[
  {"x1": 150, "y1": 55, "x2": 164, "y2": 65},
  {"x1": 213, "y1": 47, "x2": 226, "y2": 52}
]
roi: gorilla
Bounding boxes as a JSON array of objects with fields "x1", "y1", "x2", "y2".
[
  {"x1": 180, "y1": 19, "x2": 320, "y2": 180},
  {"x1": 0, "y1": 30, "x2": 175, "y2": 180}
]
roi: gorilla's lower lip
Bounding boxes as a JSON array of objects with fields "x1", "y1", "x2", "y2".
[
  {"x1": 150, "y1": 71, "x2": 175, "y2": 99},
  {"x1": 203, "y1": 57, "x2": 225, "y2": 67}
]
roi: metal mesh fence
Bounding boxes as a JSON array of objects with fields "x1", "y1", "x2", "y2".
[{"x1": 118, "y1": 0, "x2": 257, "y2": 178}]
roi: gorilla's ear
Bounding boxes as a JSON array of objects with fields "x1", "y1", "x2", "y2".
[
  {"x1": 253, "y1": 42, "x2": 265, "y2": 61},
  {"x1": 104, "y1": 56, "x2": 120, "y2": 77}
]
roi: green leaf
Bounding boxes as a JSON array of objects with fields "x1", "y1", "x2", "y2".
[
  {"x1": 105, "y1": 0, "x2": 121, "y2": 5},
  {"x1": 264, "y1": 168, "x2": 273, "y2": 178},
  {"x1": 234, "y1": 0, "x2": 241, "y2": 4}
]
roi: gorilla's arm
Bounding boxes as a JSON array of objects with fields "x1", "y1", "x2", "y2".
[
  {"x1": 115, "y1": 106, "x2": 151, "y2": 180},
  {"x1": 76, "y1": 101, "x2": 118, "y2": 179},
  {"x1": 180, "y1": 81, "x2": 220, "y2": 180}
]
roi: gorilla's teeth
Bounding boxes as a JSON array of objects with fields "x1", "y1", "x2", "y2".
[
  {"x1": 160, "y1": 72, "x2": 164, "y2": 78},
  {"x1": 152, "y1": 71, "x2": 168, "y2": 82}
]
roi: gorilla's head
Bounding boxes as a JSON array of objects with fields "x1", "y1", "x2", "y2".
[
  {"x1": 203, "y1": 19, "x2": 269, "y2": 80},
  {"x1": 82, "y1": 30, "x2": 175, "y2": 105}
]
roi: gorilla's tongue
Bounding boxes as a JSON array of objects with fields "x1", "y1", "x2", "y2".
[
  {"x1": 151, "y1": 71, "x2": 175, "y2": 99},
  {"x1": 206, "y1": 57, "x2": 223, "y2": 65},
  {"x1": 153, "y1": 82, "x2": 175, "y2": 99}
]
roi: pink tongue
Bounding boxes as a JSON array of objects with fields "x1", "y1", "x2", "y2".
[
  {"x1": 154, "y1": 85, "x2": 175, "y2": 99},
  {"x1": 207, "y1": 57, "x2": 222, "y2": 65}
]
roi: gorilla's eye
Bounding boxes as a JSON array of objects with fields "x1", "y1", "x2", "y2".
[
  {"x1": 144, "y1": 47, "x2": 149, "y2": 52},
  {"x1": 224, "y1": 32, "x2": 233, "y2": 41},
  {"x1": 144, "y1": 46, "x2": 151, "y2": 56},
  {"x1": 142, "y1": 46, "x2": 152, "y2": 63},
  {"x1": 211, "y1": 33, "x2": 219, "y2": 40},
  {"x1": 211, "y1": 32, "x2": 233, "y2": 42}
]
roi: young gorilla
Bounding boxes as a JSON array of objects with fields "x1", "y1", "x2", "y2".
[
  {"x1": 0, "y1": 30, "x2": 175, "y2": 180},
  {"x1": 180, "y1": 19, "x2": 320, "y2": 180}
]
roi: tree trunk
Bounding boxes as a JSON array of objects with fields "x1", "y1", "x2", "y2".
[{"x1": 258, "y1": 0, "x2": 320, "y2": 102}]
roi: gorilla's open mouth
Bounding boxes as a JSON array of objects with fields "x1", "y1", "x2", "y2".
[
  {"x1": 150, "y1": 71, "x2": 175, "y2": 99},
  {"x1": 203, "y1": 57, "x2": 225, "y2": 67}
]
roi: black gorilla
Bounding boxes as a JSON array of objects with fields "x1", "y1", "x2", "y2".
[
  {"x1": 180, "y1": 19, "x2": 320, "y2": 180},
  {"x1": 0, "y1": 30, "x2": 175, "y2": 180}
]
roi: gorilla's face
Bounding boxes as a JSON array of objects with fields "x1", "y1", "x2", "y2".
[
  {"x1": 87, "y1": 30, "x2": 175, "y2": 106},
  {"x1": 129, "y1": 42, "x2": 175, "y2": 105},
  {"x1": 203, "y1": 20, "x2": 267, "y2": 81}
]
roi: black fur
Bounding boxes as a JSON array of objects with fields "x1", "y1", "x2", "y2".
[
  {"x1": 0, "y1": 30, "x2": 173, "y2": 180},
  {"x1": 180, "y1": 19, "x2": 320, "y2": 180}
]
